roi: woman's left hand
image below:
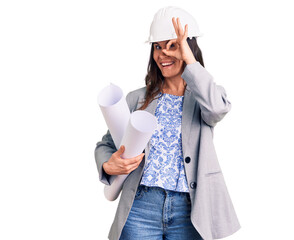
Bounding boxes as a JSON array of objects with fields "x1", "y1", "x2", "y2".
[{"x1": 162, "y1": 17, "x2": 197, "y2": 65}]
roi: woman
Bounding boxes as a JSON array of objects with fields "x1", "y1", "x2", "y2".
[{"x1": 95, "y1": 6, "x2": 240, "y2": 240}]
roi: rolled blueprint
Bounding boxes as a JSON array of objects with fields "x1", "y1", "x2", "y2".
[
  {"x1": 98, "y1": 83, "x2": 130, "y2": 149},
  {"x1": 104, "y1": 110, "x2": 157, "y2": 201}
]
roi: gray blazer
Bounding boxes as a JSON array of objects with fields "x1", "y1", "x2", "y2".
[{"x1": 95, "y1": 61, "x2": 241, "y2": 240}]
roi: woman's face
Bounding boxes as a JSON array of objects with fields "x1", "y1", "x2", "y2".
[{"x1": 153, "y1": 40, "x2": 184, "y2": 80}]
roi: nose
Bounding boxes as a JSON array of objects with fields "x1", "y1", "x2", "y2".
[{"x1": 159, "y1": 49, "x2": 168, "y2": 58}]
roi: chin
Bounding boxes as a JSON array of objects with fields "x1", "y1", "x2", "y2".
[
  {"x1": 162, "y1": 73, "x2": 175, "y2": 78},
  {"x1": 161, "y1": 70, "x2": 182, "y2": 79}
]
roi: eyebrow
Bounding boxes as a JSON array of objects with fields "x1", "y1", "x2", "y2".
[{"x1": 153, "y1": 41, "x2": 170, "y2": 46}]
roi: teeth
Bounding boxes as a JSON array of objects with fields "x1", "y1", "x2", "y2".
[{"x1": 161, "y1": 62, "x2": 173, "y2": 66}]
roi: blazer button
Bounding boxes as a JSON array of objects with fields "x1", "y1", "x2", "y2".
[
  {"x1": 185, "y1": 156, "x2": 191, "y2": 163},
  {"x1": 190, "y1": 182, "x2": 197, "y2": 189}
]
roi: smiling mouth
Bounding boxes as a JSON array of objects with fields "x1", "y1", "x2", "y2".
[{"x1": 161, "y1": 62, "x2": 175, "y2": 68}]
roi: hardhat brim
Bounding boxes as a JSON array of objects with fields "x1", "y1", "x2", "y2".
[{"x1": 145, "y1": 32, "x2": 204, "y2": 44}]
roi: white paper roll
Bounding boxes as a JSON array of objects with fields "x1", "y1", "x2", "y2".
[
  {"x1": 121, "y1": 111, "x2": 157, "y2": 159},
  {"x1": 104, "y1": 111, "x2": 157, "y2": 201},
  {"x1": 98, "y1": 83, "x2": 130, "y2": 149}
]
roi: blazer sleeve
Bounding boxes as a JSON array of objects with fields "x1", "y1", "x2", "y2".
[
  {"x1": 181, "y1": 61, "x2": 232, "y2": 127},
  {"x1": 94, "y1": 92, "x2": 133, "y2": 185}
]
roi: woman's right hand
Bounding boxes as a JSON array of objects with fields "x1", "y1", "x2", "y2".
[{"x1": 102, "y1": 145, "x2": 145, "y2": 175}]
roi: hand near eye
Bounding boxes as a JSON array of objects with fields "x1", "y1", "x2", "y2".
[{"x1": 162, "y1": 17, "x2": 197, "y2": 65}]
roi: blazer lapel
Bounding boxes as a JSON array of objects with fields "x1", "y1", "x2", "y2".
[
  {"x1": 182, "y1": 86, "x2": 197, "y2": 157},
  {"x1": 139, "y1": 96, "x2": 158, "y2": 168},
  {"x1": 143, "y1": 97, "x2": 158, "y2": 115}
]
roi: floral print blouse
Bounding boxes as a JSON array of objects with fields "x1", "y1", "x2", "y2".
[{"x1": 140, "y1": 93, "x2": 189, "y2": 192}]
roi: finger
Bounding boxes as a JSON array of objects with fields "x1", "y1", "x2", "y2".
[
  {"x1": 172, "y1": 17, "x2": 179, "y2": 37},
  {"x1": 126, "y1": 159, "x2": 143, "y2": 172},
  {"x1": 177, "y1": 17, "x2": 184, "y2": 36},
  {"x1": 115, "y1": 145, "x2": 125, "y2": 156},
  {"x1": 162, "y1": 48, "x2": 176, "y2": 58},
  {"x1": 125, "y1": 153, "x2": 145, "y2": 165},
  {"x1": 166, "y1": 39, "x2": 177, "y2": 50},
  {"x1": 184, "y1": 24, "x2": 188, "y2": 39},
  {"x1": 124, "y1": 165, "x2": 136, "y2": 174}
]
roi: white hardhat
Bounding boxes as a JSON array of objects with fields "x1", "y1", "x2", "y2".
[{"x1": 147, "y1": 6, "x2": 203, "y2": 43}]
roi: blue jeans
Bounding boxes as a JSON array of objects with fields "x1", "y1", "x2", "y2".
[{"x1": 120, "y1": 185, "x2": 203, "y2": 240}]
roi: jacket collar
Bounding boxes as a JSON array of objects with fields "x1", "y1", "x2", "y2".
[{"x1": 181, "y1": 87, "x2": 197, "y2": 158}]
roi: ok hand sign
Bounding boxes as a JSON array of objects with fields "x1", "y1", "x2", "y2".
[{"x1": 162, "y1": 17, "x2": 197, "y2": 65}]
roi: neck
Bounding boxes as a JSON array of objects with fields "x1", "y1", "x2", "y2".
[{"x1": 162, "y1": 75, "x2": 187, "y2": 96}]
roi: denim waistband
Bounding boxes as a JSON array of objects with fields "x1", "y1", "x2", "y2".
[{"x1": 138, "y1": 184, "x2": 189, "y2": 196}]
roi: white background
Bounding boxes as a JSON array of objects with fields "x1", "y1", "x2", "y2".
[{"x1": 1, "y1": 0, "x2": 294, "y2": 239}]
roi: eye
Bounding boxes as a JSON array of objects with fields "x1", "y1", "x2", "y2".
[
  {"x1": 154, "y1": 45, "x2": 161, "y2": 50},
  {"x1": 170, "y1": 43, "x2": 175, "y2": 48}
]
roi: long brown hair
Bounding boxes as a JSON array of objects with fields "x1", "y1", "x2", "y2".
[{"x1": 139, "y1": 37, "x2": 205, "y2": 110}]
